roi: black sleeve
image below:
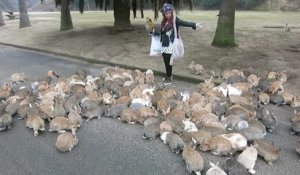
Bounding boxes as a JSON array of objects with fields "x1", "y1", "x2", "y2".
[{"x1": 176, "y1": 17, "x2": 197, "y2": 30}]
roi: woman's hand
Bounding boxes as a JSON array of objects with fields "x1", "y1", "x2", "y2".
[{"x1": 196, "y1": 23, "x2": 204, "y2": 29}]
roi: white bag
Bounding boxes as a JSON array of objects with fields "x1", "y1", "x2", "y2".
[
  {"x1": 171, "y1": 15, "x2": 184, "y2": 61},
  {"x1": 149, "y1": 35, "x2": 162, "y2": 57}
]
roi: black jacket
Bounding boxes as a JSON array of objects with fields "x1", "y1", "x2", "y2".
[{"x1": 152, "y1": 17, "x2": 196, "y2": 47}]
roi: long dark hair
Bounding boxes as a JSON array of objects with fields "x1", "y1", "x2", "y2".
[{"x1": 160, "y1": 12, "x2": 174, "y2": 32}]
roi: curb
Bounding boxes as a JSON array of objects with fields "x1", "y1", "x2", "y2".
[{"x1": 0, "y1": 42, "x2": 219, "y2": 84}]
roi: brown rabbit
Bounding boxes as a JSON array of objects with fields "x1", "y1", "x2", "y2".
[
  {"x1": 157, "y1": 98, "x2": 170, "y2": 116},
  {"x1": 229, "y1": 95, "x2": 252, "y2": 108},
  {"x1": 191, "y1": 111, "x2": 219, "y2": 126},
  {"x1": 198, "y1": 123, "x2": 227, "y2": 137},
  {"x1": 226, "y1": 104, "x2": 255, "y2": 121},
  {"x1": 188, "y1": 61, "x2": 204, "y2": 75},
  {"x1": 292, "y1": 96, "x2": 300, "y2": 107},
  {"x1": 137, "y1": 107, "x2": 159, "y2": 124},
  {"x1": 0, "y1": 83, "x2": 12, "y2": 100},
  {"x1": 159, "y1": 121, "x2": 173, "y2": 133},
  {"x1": 254, "y1": 139, "x2": 280, "y2": 166},
  {"x1": 67, "y1": 109, "x2": 83, "y2": 128},
  {"x1": 247, "y1": 74, "x2": 260, "y2": 87},
  {"x1": 55, "y1": 128, "x2": 78, "y2": 152},
  {"x1": 291, "y1": 110, "x2": 300, "y2": 122},
  {"x1": 200, "y1": 135, "x2": 234, "y2": 156},
  {"x1": 166, "y1": 113, "x2": 185, "y2": 134},
  {"x1": 269, "y1": 81, "x2": 284, "y2": 94},
  {"x1": 190, "y1": 130, "x2": 212, "y2": 148},
  {"x1": 258, "y1": 92, "x2": 270, "y2": 105},
  {"x1": 119, "y1": 108, "x2": 139, "y2": 124},
  {"x1": 182, "y1": 145, "x2": 204, "y2": 175},
  {"x1": 167, "y1": 108, "x2": 186, "y2": 119},
  {"x1": 11, "y1": 72, "x2": 27, "y2": 83},
  {"x1": 222, "y1": 69, "x2": 244, "y2": 79},
  {"x1": 232, "y1": 83, "x2": 253, "y2": 94},
  {"x1": 115, "y1": 96, "x2": 131, "y2": 106},
  {"x1": 281, "y1": 92, "x2": 294, "y2": 105},
  {"x1": 49, "y1": 116, "x2": 75, "y2": 133},
  {"x1": 25, "y1": 116, "x2": 45, "y2": 136}
]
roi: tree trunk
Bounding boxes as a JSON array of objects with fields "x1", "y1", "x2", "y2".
[
  {"x1": 0, "y1": 9, "x2": 5, "y2": 26},
  {"x1": 60, "y1": 0, "x2": 73, "y2": 31},
  {"x1": 140, "y1": 0, "x2": 144, "y2": 18},
  {"x1": 212, "y1": 0, "x2": 236, "y2": 47},
  {"x1": 113, "y1": 0, "x2": 132, "y2": 31},
  {"x1": 132, "y1": 0, "x2": 137, "y2": 18},
  {"x1": 18, "y1": 0, "x2": 31, "y2": 28}
]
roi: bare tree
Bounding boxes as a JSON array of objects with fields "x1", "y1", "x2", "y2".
[
  {"x1": 53, "y1": 0, "x2": 193, "y2": 31},
  {"x1": 0, "y1": 8, "x2": 5, "y2": 26},
  {"x1": 212, "y1": 0, "x2": 236, "y2": 47},
  {"x1": 19, "y1": 0, "x2": 31, "y2": 28}
]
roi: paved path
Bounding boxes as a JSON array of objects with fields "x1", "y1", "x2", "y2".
[
  {"x1": 0, "y1": 44, "x2": 299, "y2": 175},
  {"x1": 0, "y1": 44, "x2": 190, "y2": 175}
]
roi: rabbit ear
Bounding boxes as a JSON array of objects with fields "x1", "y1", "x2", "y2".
[{"x1": 209, "y1": 162, "x2": 216, "y2": 167}]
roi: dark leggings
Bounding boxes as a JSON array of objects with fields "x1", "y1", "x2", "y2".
[{"x1": 162, "y1": 53, "x2": 172, "y2": 78}]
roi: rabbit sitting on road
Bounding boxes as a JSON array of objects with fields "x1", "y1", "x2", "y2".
[
  {"x1": 25, "y1": 116, "x2": 45, "y2": 136},
  {"x1": 49, "y1": 116, "x2": 75, "y2": 133},
  {"x1": 160, "y1": 132, "x2": 185, "y2": 154},
  {"x1": 55, "y1": 128, "x2": 78, "y2": 152},
  {"x1": 237, "y1": 145, "x2": 258, "y2": 174},
  {"x1": 0, "y1": 113, "x2": 13, "y2": 131},
  {"x1": 206, "y1": 162, "x2": 227, "y2": 175},
  {"x1": 182, "y1": 144, "x2": 204, "y2": 175}
]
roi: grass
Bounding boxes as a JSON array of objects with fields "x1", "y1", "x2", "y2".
[{"x1": 27, "y1": 10, "x2": 300, "y2": 28}]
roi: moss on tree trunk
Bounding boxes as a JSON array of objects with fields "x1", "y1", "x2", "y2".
[
  {"x1": 113, "y1": 0, "x2": 132, "y2": 31},
  {"x1": 212, "y1": 0, "x2": 236, "y2": 47},
  {"x1": 60, "y1": 0, "x2": 73, "y2": 31},
  {"x1": 0, "y1": 9, "x2": 5, "y2": 26},
  {"x1": 18, "y1": 0, "x2": 31, "y2": 28}
]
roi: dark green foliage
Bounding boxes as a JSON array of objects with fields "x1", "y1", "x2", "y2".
[
  {"x1": 200, "y1": 0, "x2": 220, "y2": 9},
  {"x1": 236, "y1": 0, "x2": 265, "y2": 9}
]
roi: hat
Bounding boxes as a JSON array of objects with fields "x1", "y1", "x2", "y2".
[{"x1": 162, "y1": 3, "x2": 174, "y2": 13}]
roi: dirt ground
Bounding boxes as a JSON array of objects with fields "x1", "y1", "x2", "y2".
[{"x1": 0, "y1": 11, "x2": 299, "y2": 95}]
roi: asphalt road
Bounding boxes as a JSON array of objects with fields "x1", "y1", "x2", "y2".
[
  {"x1": 0, "y1": 44, "x2": 300, "y2": 175},
  {"x1": 0, "y1": 44, "x2": 192, "y2": 175}
]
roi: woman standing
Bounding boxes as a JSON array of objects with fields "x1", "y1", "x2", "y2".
[{"x1": 150, "y1": 3, "x2": 202, "y2": 85}]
